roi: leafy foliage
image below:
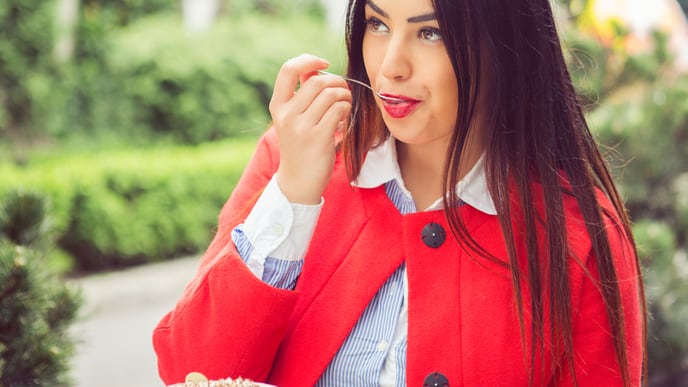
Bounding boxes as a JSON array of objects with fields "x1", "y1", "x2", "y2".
[
  {"x1": 26, "y1": 12, "x2": 342, "y2": 145},
  {"x1": 226, "y1": 0, "x2": 325, "y2": 18},
  {"x1": 557, "y1": 2, "x2": 688, "y2": 383},
  {"x1": 0, "y1": 190, "x2": 48, "y2": 246},
  {"x1": 0, "y1": 1, "x2": 55, "y2": 137},
  {"x1": 589, "y1": 74, "x2": 688, "y2": 383},
  {"x1": 0, "y1": 192, "x2": 81, "y2": 386}
]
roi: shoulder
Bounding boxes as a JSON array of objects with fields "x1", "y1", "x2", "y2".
[
  {"x1": 554, "y1": 182, "x2": 639, "y2": 308},
  {"x1": 561, "y1": 184, "x2": 633, "y2": 261},
  {"x1": 513, "y1": 175, "x2": 635, "y2": 269},
  {"x1": 238, "y1": 127, "x2": 281, "y2": 186},
  {"x1": 217, "y1": 127, "x2": 281, "y2": 227}
]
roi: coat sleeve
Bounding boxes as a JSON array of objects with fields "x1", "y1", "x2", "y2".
[
  {"x1": 152, "y1": 128, "x2": 298, "y2": 385},
  {"x1": 555, "y1": 213, "x2": 644, "y2": 386}
]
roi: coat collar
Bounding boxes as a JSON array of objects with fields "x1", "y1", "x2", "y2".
[{"x1": 353, "y1": 136, "x2": 498, "y2": 215}]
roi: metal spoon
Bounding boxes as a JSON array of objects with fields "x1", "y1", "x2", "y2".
[{"x1": 317, "y1": 70, "x2": 406, "y2": 103}]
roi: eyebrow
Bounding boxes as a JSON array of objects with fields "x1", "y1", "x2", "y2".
[{"x1": 365, "y1": 0, "x2": 437, "y2": 23}]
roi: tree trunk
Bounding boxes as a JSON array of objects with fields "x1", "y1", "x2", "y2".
[
  {"x1": 319, "y1": 0, "x2": 347, "y2": 33},
  {"x1": 182, "y1": 0, "x2": 219, "y2": 34},
  {"x1": 54, "y1": 0, "x2": 79, "y2": 63}
]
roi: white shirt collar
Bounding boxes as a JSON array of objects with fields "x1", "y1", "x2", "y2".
[{"x1": 352, "y1": 136, "x2": 497, "y2": 215}]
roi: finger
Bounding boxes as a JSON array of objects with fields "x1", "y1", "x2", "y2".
[
  {"x1": 299, "y1": 70, "x2": 320, "y2": 86},
  {"x1": 288, "y1": 74, "x2": 350, "y2": 116},
  {"x1": 314, "y1": 100, "x2": 352, "y2": 135},
  {"x1": 299, "y1": 86, "x2": 352, "y2": 124},
  {"x1": 273, "y1": 87, "x2": 350, "y2": 138},
  {"x1": 270, "y1": 54, "x2": 329, "y2": 108}
]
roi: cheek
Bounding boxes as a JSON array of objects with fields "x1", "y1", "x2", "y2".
[
  {"x1": 443, "y1": 84, "x2": 459, "y2": 120},
  {"x1": 432, "y1": 66, "x2": 459, "y2": 124},
  {"x1": 362, "y1": 38, "x2": 382, "y2": 81}
]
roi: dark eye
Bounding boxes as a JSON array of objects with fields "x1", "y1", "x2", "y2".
[
  {"x1": 366, "y1": 17, "x2": 389, "y2": 33},
  {"x1": 419, "y1": 27, "x2": 442, "y2": 42}
]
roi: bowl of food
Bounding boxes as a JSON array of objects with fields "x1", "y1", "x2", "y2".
[{"x1": 166, "y1": 372, "x2": 277, "y2": 387}]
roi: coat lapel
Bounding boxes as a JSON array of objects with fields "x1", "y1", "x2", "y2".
[{"x1": 269, "y1": 166, "x2": 406, "y2": 386}]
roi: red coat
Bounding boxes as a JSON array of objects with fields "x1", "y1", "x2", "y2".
[{"x1": 153, "y1": 129, "x2": 643, "y2": 386}]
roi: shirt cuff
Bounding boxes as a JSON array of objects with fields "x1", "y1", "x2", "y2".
[{"x1": 241, "y1": 174, "x2": 322, "y2": 278}]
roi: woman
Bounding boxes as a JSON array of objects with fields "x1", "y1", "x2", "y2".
[{"x1": 153, "y1": 0, "x2": 645, "y2": 385}]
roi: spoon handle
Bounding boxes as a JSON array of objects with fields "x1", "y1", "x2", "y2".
[
  {"x1": 317, "y1": 70, "x2": 375, "y2": 92},
  {"x1": 317, "y1": 70, "x2": 406, "y2": 103}
]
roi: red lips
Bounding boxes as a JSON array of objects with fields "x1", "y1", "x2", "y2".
[{"x1": 379, "y1": 94, "x2": 421, "y2": 119}]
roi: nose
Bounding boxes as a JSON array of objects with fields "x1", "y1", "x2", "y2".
[{"x1": 379, "y1": 35, "x2": 412, "y2": 82}]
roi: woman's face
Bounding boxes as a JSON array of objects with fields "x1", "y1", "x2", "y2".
[{"x1": 362, "y1": 0, "x2": 458, "y2": 147}]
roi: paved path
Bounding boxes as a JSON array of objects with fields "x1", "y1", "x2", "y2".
[{"x1": 68, "y1": 256, "x2": 199, "y2": 387}]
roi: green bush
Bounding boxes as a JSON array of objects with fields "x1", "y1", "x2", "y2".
[
  {"x1": 107, "y1": 13, "x2": 342, "y2": 143},
  {"x1": 1, "y1": 137, "x2": 257, "y2": 272},
  {"x1": 0, "y1": 0, "x2": 56, "y2": 137},
  {"x1": 589, "y1": 74, "x2": 688, "y2": 381},
  {"x1": 634, "y1": 220, "x2": 688, "y2": 378},
  {"x1": 226, "y1": 0, "x2": 325, "y2": 18},
  {"x1": 2, "y1": 0, "x2": 336, "y2": 146},
  {"x1": 105, "y1": 16, "x2": 268, "y2": 143},
  {"x1": 0, "y1": 190, "x2": 49, "y2": 247},
  {"x1": 0, "y1": 0, "x2": 176, "y2": 145},
  {"x1": 554, "y1": 2, "x2": 688, "y2": 381},
  {"x1": 0, "y1": 191, "x2": 81, "y2": 386},
  {"x1": 31, "y1": 12, "x2": 343, "y2": 145},
  {"x1": 588, "y1": 74, "x2": 688, "y2": 239},
  {"x1": 566, "y1": 23, "x2": 688, "y2": 385}
]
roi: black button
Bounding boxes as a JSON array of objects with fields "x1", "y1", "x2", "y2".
[
  {"x1": 424, "y1": 372, "x2": 449, "y2": 387},
  {"x1": 421, "y1": 222, "x2": 446, "y2": 248}
]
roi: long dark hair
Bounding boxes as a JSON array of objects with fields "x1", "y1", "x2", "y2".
[{"x1": 342, "y1": 0, "x2": 646, "y2": 385}]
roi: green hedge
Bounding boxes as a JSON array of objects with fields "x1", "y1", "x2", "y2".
[{"x1": 1, "y1": 136, "x2": 258, "y2": 272}]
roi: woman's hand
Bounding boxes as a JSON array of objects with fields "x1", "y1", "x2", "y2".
[{"x1": 269, "y1": 54, "x2": 352, "y2": 204}]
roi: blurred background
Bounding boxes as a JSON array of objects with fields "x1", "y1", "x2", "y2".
[{"x1": 0, "y1": 0, "x2": 686, "y2": 385}]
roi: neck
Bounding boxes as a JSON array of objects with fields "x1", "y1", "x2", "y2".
[
  {"x1": 396, "y1": 139, "x2": 447, "y2": 210},
  {"x1": 396, "y1": 134, "x2": 484, "y2": 211}
]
